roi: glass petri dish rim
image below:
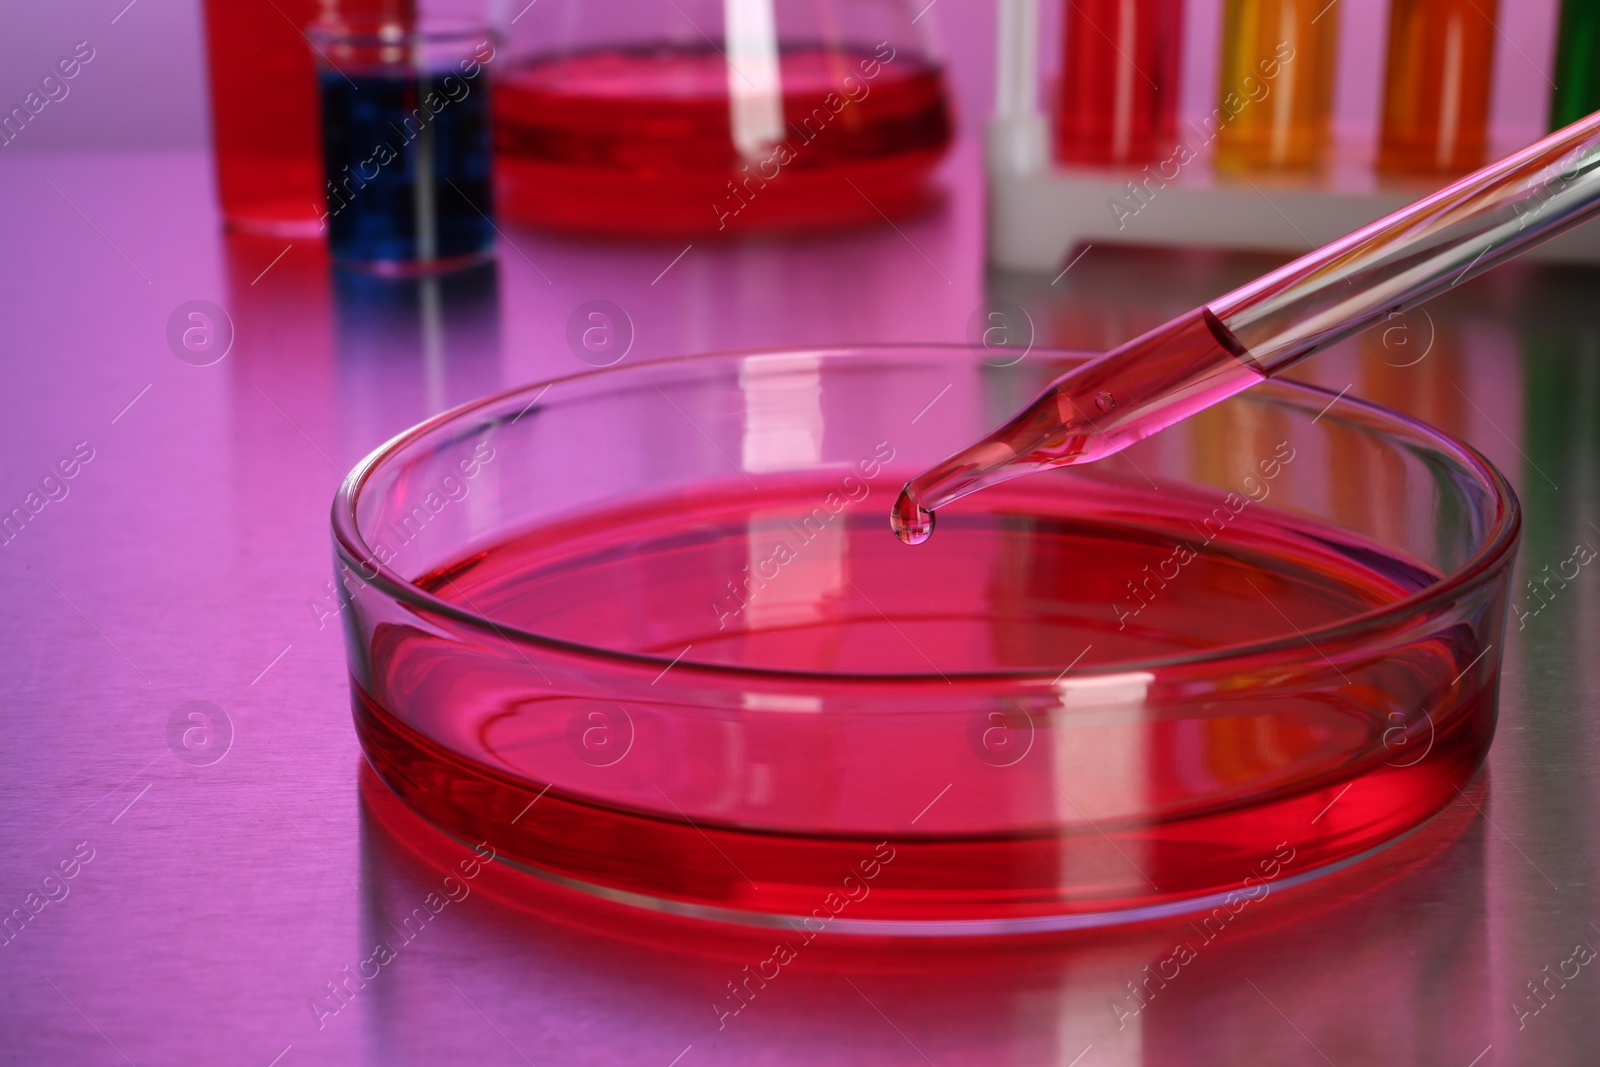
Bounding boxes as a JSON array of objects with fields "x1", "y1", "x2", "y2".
[{"x1": 330, "y1": 343, "x2": 1522, "y2": 686}]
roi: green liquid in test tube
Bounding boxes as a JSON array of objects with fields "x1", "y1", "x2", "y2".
[{"x1": 1552, "y1": 0, "x2": 1600, "y2": 130}]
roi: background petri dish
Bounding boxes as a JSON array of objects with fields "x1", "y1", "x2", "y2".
[{"x1": 331, "y1": 346, "x2": 1519, "y2": 934}]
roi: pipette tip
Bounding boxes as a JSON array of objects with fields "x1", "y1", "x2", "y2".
[{"x1": 891, "y1": 485, "x2": 935, "y2": 546}]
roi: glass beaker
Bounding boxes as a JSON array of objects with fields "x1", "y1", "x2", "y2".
[
  {"x1": 493, "y1": 0, "x2": 954, "y2": 236},
  {"x1": 310, "y1": 16, "x2": 498, "y2": 273}
]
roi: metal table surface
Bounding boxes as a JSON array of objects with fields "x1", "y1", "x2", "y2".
[{"x1": 2, "y1": 145, "x2": 1598, "y2": 1067}]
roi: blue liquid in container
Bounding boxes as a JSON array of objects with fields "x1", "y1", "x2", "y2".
[{"x1": 318, "y1": 68, "x2": 494, "y2": 268}]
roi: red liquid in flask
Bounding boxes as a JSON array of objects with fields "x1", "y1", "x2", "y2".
[
  {"x1": 492, "y1": 45, "x2": 953, "y2": 236},
  {"x1": 355, "y1": 473, "x2": 1495, "y2": 926},
  {"x1": 1056, "y1": 0, "x2": 1184, "y2": 166}
]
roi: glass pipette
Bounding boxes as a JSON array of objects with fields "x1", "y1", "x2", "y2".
[{"x1": 892, "y1": 110, "x2": 1600, "y2": 544}]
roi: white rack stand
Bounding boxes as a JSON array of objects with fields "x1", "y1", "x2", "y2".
[{"x1": 985, "y1": 0, "x2": 1600, "y2": 272}]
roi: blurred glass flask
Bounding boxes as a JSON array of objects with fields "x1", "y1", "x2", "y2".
[
  {"x1": 493, "y1": 0, "x2": 953, "y2": 236},
  {"x1": 201, "y1": 0, "x2": 415, "y2": 235},
  {"x1": 1212, "y1": 0, "x2": 1339, "y2": 172},
  {"x1": 1378, "y1": 0, "x2": 1498, "y2": 174},
  {"x1": 1054, "y1": 0, "x2": 1184, "y2": 166}
]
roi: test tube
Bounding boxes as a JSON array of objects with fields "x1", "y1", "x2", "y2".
[
  {"x1": 1378, "y1": 0, "x2": 1498, "y2": 175},
  {"x1": 201, "y1": 0, "x2": 325, "y2": 235},
  {"x1": 1212, "y1": 0, "x2": 1339, "y2": 172},
  {"x1": 201, "y1": 0, "x2": 414, "y2": 235},
  {"x1": 1551, "y1": 0, "x2": 1600, "y2": 130},
  {"x1": 1055, "y1": 0, "x2": 1184, "y2": 166}
]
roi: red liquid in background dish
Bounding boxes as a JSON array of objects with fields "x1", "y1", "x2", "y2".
[
  {"x1": 355, "y1": 474, "x2": 1496, "y2": 925},
  {"x1": 491, "y1": 45, "x2": 953, "y2": 236}
]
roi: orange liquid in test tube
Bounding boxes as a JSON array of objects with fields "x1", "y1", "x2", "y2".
[
  {"x1": 1212, "y1": 0, "x2": 1339, "y2": 171},
  {"x1": 1378, "y1": 0, "x2": 1498, "y2": 174}
]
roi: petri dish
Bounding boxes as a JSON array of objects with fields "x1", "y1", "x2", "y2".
[{"x1": 332, "y1": 346, "x2": 1519, "y2": 935}]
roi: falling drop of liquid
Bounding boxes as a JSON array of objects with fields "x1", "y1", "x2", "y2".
[
  {"x1": 890, "y1": 486, "x2": 935, "y2": 545},
  {"x1": 1095, "y1": 391, "x2": 1115, "y2": 413}
]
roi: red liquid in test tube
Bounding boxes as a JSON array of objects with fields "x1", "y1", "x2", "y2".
[
  {"x1": 1055, "y1": 0, "x2": 1185, "y2": 166},
  {"x1": 201, "y1": 0, "x2": 415, "y2": 236}
]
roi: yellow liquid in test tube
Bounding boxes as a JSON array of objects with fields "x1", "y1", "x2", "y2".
[{"x1": 1213, "y1": 0, "x2": 1339, "y2": 172}]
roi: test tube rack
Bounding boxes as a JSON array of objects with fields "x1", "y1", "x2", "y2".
[{"x1": 985, "y1": 0, "x2": 1600, "y2": 272}]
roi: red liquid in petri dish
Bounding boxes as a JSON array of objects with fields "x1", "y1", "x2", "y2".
[
  {"x1": 492, "y1": 45, "x2": 953, "y2": 236},
  {"x1": 354, "y1": 472, "x2": 1495, "y2": 927}
]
